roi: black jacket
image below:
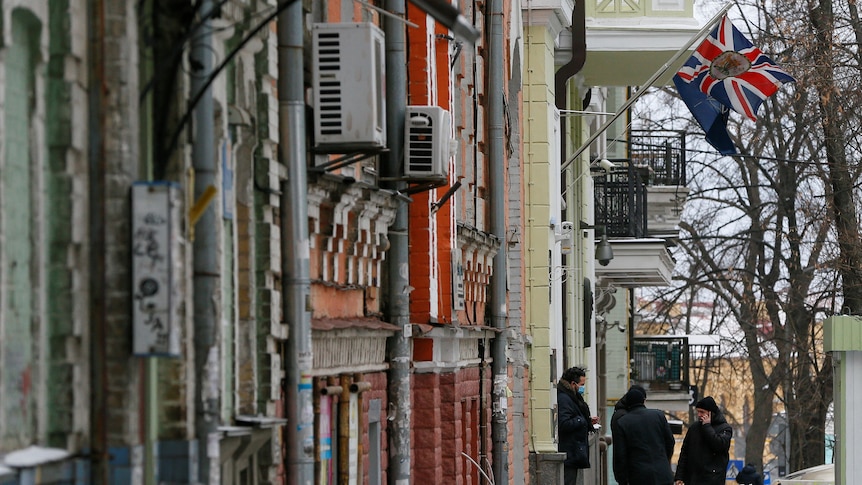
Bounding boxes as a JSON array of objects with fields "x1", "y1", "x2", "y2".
[
  {"x1": 735, "y1": 464, "x2": 763, "y2": 485},
  {"x1": 557, "y1": 380, "x2": 590, "y2": 468},
  {"x1": 610, "y1": 397, "x2": 630, "y2": 431},
  {"x1": 611, "y1": 404, "x2": 675, "y2": 485},
  {"x1": 674, "y1": 409, "x2": 733, "y2": 485}
]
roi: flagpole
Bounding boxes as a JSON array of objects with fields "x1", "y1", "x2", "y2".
[{"x1": 561, "y1": 2, "x2": 734, "y2": 172}]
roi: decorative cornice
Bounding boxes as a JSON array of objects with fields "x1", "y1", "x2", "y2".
[
  {"x1": 412, "y1": 326, "x2": 498, "y2": 373},
  {"x1": 522, "y1": 0, "x2": 575, "y2": 38}
]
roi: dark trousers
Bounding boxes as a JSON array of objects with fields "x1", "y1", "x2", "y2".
[{"x1": 564, "y1": 465, "x2": 579, "y2": 485}]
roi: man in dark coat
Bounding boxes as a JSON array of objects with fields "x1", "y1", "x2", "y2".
[
  {"x1": 610, "y1": 384, "x2": 648, "y2": 431},
  {"x1": 557, "y1": 366, "x2": 597, "y2": 485},
  {"x1": 611, "y1": 387, "x2": 675, "y2": 485},
  {"x1": 674, "y1": 396, "x2": 733, "y2": 485}
]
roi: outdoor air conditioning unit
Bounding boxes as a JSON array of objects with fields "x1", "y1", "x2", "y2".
[
  {"x1": 312, "y1": 23, "x2": 386, "y2": 151},
  {"x1": 404, "y1": 106, "x2": 452, "y2": 180}
]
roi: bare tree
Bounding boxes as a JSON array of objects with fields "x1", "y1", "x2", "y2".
[{"x1": 636, "y1": 0, "x2": 862, "y2": 473}]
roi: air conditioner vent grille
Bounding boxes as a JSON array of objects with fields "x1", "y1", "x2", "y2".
[
  {"x1": 407, "y1": 113, "x2": 435, "y2": 173},
  {"x1": 404, "y1": 106, "x2": 451, "y2": 180}
]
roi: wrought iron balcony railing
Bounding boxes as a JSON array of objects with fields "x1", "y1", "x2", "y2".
[
  {"x1": 594, "y1": 163, "x2": 648, "y2": 238},
  {"x1": 594, "y1": 131, "x2": 687, "y2": 238},
  {"x1": 631, "y1": 335, "x2": 689, "y2": 393},
  {"x1": 628, "y1": 130, "x2": 687, "y2": 187}
]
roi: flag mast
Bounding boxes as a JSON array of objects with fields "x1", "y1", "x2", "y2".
[{"x1": 561, "y1": 2, "x2": 733, "y2": 172}]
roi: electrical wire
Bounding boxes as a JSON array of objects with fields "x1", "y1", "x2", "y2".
[{"x1": 164, "y1": 0, "x2": 298, "y2": 161}]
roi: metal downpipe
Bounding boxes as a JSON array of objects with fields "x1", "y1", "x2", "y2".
[
  {"x1": 383, "y1": 1, "x2": 411, "y2": 483},
  {"x1": 278, "y1": 2, "x2": 315, "y2": 483},
  {"x1": 190, "y1": 0, "x2": 221, "y2": 481},
  {"x1": 488, "y1": 0, "x2": 509, "y2": 482}
]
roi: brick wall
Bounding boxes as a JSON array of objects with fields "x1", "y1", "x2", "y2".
[
  {"x1": 100, "y1": 0, "x2": 142, "y2": 449},
  {"x1": 45, "y1": 0, "x2": 90, "y2": 450},
  {"x1": 412, "y1": 373, "x2": 443, "y2": 483},
  {"x1": 413, "y1": 367, "x2": 491, "y2": 485}
]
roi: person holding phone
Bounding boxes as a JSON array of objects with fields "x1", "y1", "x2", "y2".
[
  {"x1": 557, "y1": 366, "x2": 600, "y2": 485},
  {"x1": 674, "y1": 396, "x2": 732, "y2": 485}
]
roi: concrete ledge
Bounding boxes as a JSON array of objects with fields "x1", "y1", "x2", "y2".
[{"x1": 530, "y1": 451, "x2": 566, "y2": 485}]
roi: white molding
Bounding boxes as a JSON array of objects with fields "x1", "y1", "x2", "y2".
[
  {"x1": 596, "y1": 239, "x2": 675, "y2": 286},
  {"x1": 522, "y1": 0, "x2": 574, "y2": 37},
  {"x1": 312, "y1": 329, "x2": 393, "y2": 374},
  {"x1": 651, "y1": 0, "x2": 686, "y2": 11},
  {"x1": 586, "y1": 24, "x2": 700, "y2": 51}
]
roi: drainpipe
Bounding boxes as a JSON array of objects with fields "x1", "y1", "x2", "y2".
[
  {"x1": 190, "y1": 0, "x2": 221, "y2": 482},
  {"x1": 383, "y1": 1, "x2": 411, "y2": 483},
  {"x1": 88, "y1": 0, "x2": 108, "y2": 481},
  {"x1": 488, "y1": 0, "x2": 509, "y2": 483},
  {"x1": 278, "y1": 2, "x2": 315, "y2": 483}
]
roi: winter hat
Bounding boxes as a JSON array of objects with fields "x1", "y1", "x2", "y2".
[
  {"x1": 623, "y1": 387, "x2": 646, "y2": 405},
  {"x1": 695, "y1": 396, "x2": 719, "y2": 414}
]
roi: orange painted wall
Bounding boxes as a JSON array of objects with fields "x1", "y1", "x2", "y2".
[{"x1": 405, "y1": 4, "x2": 456, "y2": 326}]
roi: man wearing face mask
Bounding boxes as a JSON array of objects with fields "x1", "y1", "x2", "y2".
[{"x1": 558, "y1": 366, "x2": 599, "y2": 485}]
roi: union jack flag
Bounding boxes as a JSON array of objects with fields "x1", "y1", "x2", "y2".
[{"x1": 675, "y1": 15, "x2": 796, "y2": 121}]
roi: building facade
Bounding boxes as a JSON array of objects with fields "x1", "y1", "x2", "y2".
[
  {"x1": 0, "y1": 0, "x2": 714, "y2": 484},
  {"x1": 0, "y1": 0, "x2": 529, "y2": 483}
]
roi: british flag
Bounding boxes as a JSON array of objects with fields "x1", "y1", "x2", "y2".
[{"x1": 676, "y1": 15, "x2": 796, "y2": 121}]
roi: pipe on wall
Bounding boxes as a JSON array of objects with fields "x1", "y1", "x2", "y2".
[
  {"x1": 488, "y1": 0, "x2": 509, "y2": 483},
  {"x1": 383, "y1": 1, "x2": 412, "y2": 483},
  {"x1": 278, "y1": 1, "x2": 315, "y2": 483},
  {"x1": 88, "y1": 0, "x2": 109, "y2": 481},
  {"x1": 190, "y1": 0, "x2": 221, "y2": 481}
]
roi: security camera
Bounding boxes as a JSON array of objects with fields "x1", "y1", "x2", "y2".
[
  {"x1": 598, "y1": 159, "x2": 617, "y2": 172},
  {"x1": 598, "y1": 258, "x2": 611, "y2": 266}
]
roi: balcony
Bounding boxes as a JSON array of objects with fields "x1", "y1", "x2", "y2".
[
  {"x1": 631, "y1": 335, "x2": 690, "y2": 411},
  {"x1": 630, "y1": 130, "x2": 690, "y2": 238},
  {"x1": 595, "y1": 130, "x2": 687, "y2": 239},
  {"x1": 579, "y1": 0, "x2": 701, "y2": 86},
  {"x1": 592, "y1": 131, "x2": 686, "y2": 287},
  {"x1": 594, "y1": 162, "x2": 648, "y2": 239}
]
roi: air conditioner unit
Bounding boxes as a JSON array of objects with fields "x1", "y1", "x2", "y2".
[
  {"x1": 404, "y1": 106, "x2": 452, "y2": 180},
  {"x1": 312, "y1": 23, "x2": 386, "y2": 151}
]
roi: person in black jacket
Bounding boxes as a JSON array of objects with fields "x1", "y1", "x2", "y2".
[
  {"x1": 610, "y1": 384, "x2": 648, "y2": 431},
  {"x1": 557, "y1": 366, "x2": 598, "y2": 485},
  {"x1": 735, "y1": 463, "x2": 763, "y2": 485},
  {"x1": 611, "y1": 387, "x2": 675, "y2": 485},
  {"x1": 674, "y1": 396, "x2": 733, "y2": 485}
]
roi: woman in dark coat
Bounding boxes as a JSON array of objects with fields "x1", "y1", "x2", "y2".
[
  {"x1": 557, "y1": 366, "x2": 596, "y2": 485},
  {"x1": 674, "y1": 396, "x2": 733, "y2": 485},
  {"x1": 611, "y1": 388, "x2": 675, "y2": 485}
]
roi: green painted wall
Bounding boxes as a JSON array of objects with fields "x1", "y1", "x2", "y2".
[
  {"x1": 2, "y1": 8, "x2": 39, "y2": 449},
  {"x1": 586, "y1": 0, "x2": 694, "y2": 18},
  {"x1": 523, "y1": 22, "x2": 557, "y2": 452}
]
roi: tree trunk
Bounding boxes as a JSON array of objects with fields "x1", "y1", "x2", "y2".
[{"x1": 809, "y1": 0, "x2": 862, "y2": 314}]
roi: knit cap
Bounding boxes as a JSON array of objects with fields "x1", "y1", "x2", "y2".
[
  {"x1": 695, "y1": 396, "x2": 719, "y2": 413},
  {"x1": 623, "y1": 387, "x2": 646, "y2": 405}
]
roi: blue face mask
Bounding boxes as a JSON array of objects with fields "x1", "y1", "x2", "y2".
[{"x1": 578, "y1": 386, "x2": 586, "y2": 395}]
